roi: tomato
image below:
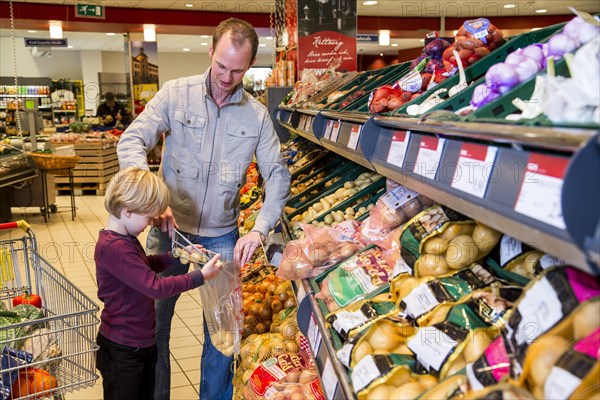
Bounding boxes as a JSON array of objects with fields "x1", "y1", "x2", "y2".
[{"x1": 12, "y1": 291, "x2": 42, "y2": 308}]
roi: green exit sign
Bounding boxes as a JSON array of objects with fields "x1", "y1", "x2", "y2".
[{"x1": 76, "y1": 3, "x2": 104, "y2": 19}]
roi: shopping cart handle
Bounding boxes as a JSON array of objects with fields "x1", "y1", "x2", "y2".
[{"x1": 0, "y1": 220, "x2": 31, "y2": 232}]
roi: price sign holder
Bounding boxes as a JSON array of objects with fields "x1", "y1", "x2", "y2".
[
  {"x1": 347, "y1": 124, "x2": 362, "y2": 150},
  {"x1": 330, "y1": 121, "x2": 342, "y2": 142},
  {"x1": 386, "y1": 130, "x2": 411, "y2": 168},
  {"x1": 514, "y1": 153, "x2": 569, "y2": 229},
  {"x1": 451, "y1": 142, "x2": 498, "y2": 198},
  {"x1": 413, "y1": 135, "x2": 445, "y2": 180}
]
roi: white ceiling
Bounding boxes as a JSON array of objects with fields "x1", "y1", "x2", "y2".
[{"x1": 1, "y1": 1, "x2": 598, "y2": 55}]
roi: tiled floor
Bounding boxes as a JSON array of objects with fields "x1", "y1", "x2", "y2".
[{"x1": 5, "y1": 195, "x2": 205, "y2": 400}]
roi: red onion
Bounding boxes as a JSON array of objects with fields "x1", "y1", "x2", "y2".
[
  {"x1": 547, "y1": 33, "x2": 580, "y2": 59},
  {"x1": 486, "y1": 63, "x2": 520, "y2": 92},
  {"x1": 471, "y1": 83, "x2": 502, "y2": 108},
  {"x1": 564, "y1": 16, "x2": 600, "y2": 44}
]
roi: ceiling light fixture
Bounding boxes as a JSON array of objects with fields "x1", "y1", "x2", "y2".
[
  {"x1": 379, "y1": 30, "x2": 390, "y2": 46},
  {"x1": 49, "y1": 21, "x2": 62, "y2": 39},
  {"x1": 182, "y1": 48, "x2": 191, "y2": 52},
  {"x1": 379, "y1": 53, "x2": 384, "y2": 57},
  {"x1": 266, "y1": 36, "x2": 273, "y2": 40},
  {"x1": 363, "y1": 1, "x2": 378, "y2": 5},
  {"x1": 143, "y1": 25, "x2": 156, "y2": 41},
  {"x1": 200, "y1": 35, "x2": 209, "y2": 38},
  {"x1": 503, "y1": 4, "x2": 516, "y2": 9},
  {"x1": 67, "y1": 45, "x2": 73, "y2": 48},
  {"x1": 201, "y1": 42, "x2": 208, "y2": 46},
  {"x1": 185, "y1": 3, "x2": 193, "y2": 7},
  {"x1": 259, "y1": 43, "x2": 266, "y2": 47},
  {"x1": 28, "y1": 30, "x2": 37, "y2": 33},
  {"x1": 535, "y1": 9, "x2": 547, "y2": 13},
  {"x1": 391, "y1": 43, "x2": 398, "y2": 47},
  {"x1": 106, "y1": 32, "x2": 116, "y2": 36}
]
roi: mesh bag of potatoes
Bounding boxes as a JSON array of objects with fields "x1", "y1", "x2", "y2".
[
  {"x1": 393, "y1": 205, "x2": 502, "y2": 278},
  {"x1": 357, "y1": 184, "x2": 434, "y2": 247},
  {"x1": 348, "y1": 353, "x2": 440, "y2": 400},
  {"x1": 336, "y1": 316, "x2": 417, "y2": 369},
  {"x1": 243, "y1": 352, "x2": 326, "y2": 400},
  {"x1": 277, "y1": 223, "x2": 361, "y2": 280},
  {"x1": 502, "y1": 266, "x2": 600, "y2": 382},
  {"x1": 485, "y1": 235, "x2": 565, "y2": 286}
]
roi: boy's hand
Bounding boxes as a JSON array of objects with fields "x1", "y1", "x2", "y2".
[{"x1": 201, "y1": 254, "x2": 223, "y2": 281}]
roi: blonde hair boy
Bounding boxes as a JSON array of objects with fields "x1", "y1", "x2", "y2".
[{"x1": 104, "y1": 167, "x2": 169, "y2": 217}]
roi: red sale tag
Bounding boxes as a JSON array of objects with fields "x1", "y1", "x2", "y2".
[
  {"x1": 514, "y1": 153, "x2": 569, "y2": 229},
  {"x1": 387, "y1": 130, "x2": 411, "y2": 168},
  {"x1": 330, "y1": 121, "x2": 342, "y2": 142}
]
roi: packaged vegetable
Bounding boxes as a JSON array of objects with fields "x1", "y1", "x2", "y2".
[
  {"x1": 462, "y1": 383, "x2": 534, "y2": 400},
  {"x1": 337, "y1": 316, "x2": 416, "y2": 369},
  {"x1": 407, "y1": 301, "x2": 501, "y2": 379},
  {"x1": 417, "y1": 372, "x2": 469, "y2": 399},
  {"x1": 315, "y1": 246, "x2": 393, "y2": 312},
  {"x1": 10, "y1": 367, "x2": 58, "y2": 400},
  {"x1": 326, "y1": 296, "x2": 397, "y2": 342},
  {"x1": 503, "y1": 266, "x2": 600, "y2": 381}
]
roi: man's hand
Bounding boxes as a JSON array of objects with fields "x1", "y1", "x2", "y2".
[
  {"x1": 234, "y1": 230, "x2": 265, "y2": 266},
  {"x1": 153, "y1": 206, "x2": 178, "y2": 237}
]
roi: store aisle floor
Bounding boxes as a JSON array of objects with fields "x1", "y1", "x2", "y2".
[{"x1": 8, "y1": 195, "x2": 204, "y2": 400}]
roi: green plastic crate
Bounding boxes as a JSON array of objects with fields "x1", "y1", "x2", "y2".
[{"x1": 389, "y1": 22, "x2": 566, "y2": 117}]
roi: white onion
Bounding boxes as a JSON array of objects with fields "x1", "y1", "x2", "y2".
[
  {"x1": 547, "y1": 33, "x2": 581, "y2": 58},
  {"x1": 486, "y1": 63, "x2": 520, "y2": 92},
  {"x1": 564, "y1": 16, "x2": 600, "y2": 44},
  {"x1": 471, "y1": 83, "x2": 502, "y2": 108},
  {"x1": 520, "y1": 44, "x2": 545, "y2": 67}
]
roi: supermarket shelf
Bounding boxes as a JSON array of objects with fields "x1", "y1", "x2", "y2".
[
  {"x1": 0, "y1": 94, "x2": 48, "y2": 98},
  {"x1": 54, "y1": 109, "x2": 77, "y2": 113},
  {"x1": 0, "y1": 167, "x2": 37, "y2": 188}
]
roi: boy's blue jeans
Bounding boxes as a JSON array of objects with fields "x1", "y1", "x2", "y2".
[{"x1": 148, "y1": 227, "x2": 238, "y2": 400}]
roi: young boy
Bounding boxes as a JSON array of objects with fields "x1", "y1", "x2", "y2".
[{"x1": 94, "y1": 167, "x2": 222, "y2": 399}]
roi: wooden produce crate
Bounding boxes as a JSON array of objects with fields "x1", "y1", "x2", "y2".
[{"x1": 51, "y1": 140, "x2": 119, "y2": 195}]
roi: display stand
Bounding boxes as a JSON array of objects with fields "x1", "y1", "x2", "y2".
[{"x1": 40, "y1": 167, "x2": 76, "y2": 222}]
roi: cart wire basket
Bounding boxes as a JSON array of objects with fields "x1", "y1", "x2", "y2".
[
  {"x1": 26, "y1": 152, "x2": 80, "y2": 176},
  {"x1": 0, "y1": 220, "x2": 99, "y2": 400}
]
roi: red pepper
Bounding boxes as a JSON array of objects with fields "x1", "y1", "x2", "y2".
[{"x1": 12, "y1": 290, "x2": 42, "y2": 308}]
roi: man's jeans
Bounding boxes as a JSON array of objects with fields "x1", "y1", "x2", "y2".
[{"x1": 148, "y1": 227, "x2": 238, "y2": 400}]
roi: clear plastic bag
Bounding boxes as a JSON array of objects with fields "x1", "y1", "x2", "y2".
[{"x1": 171, "y1": 230, "x2": 243, "y2": 357}]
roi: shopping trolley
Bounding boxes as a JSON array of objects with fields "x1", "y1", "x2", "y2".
[{"x1": 0, "y1": 221, "x2": 99, "y2": 399}]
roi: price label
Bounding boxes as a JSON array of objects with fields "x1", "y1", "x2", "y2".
[
  {"x1": 323, "y1": 120, "x2": 334, "y2": 140},
  {"x1": 307, "y1": 314, "x2": 322, "y2": 353},
  {"x1": 414, "y1": 136, "x2": 445, "y2": 180},
  {"x1": 347, "y1": 124, "x2": 362, "y2": 150},
  {"x1": 321, "y1": 357, "x2": 338, "y2": 399},
  {"x1": 514, "y1": 154, "x2": 568, "y2": 229},
  {"x1": 298, "y1": 115, "x2": 307, "y2": 131},
  {"x1": 500, "y1": 235, "x2": 522, "y2": 266},
  {"x1": 408, "y1": 326, "x2": 457, "y2": 372},
  {"x1": 451, "y1": 143, "x2": 498, "y2": 198},
  {"x1": 386, "y1": 131, "x2": 411, "y2": 168},
  {"x1": 330, "y1": 121, "x2": 342, "y2": 142},
  {"x1": 403, "y1": 283, "x2": 440, "y2": 319},
  {"x1": 351, "y1": 355, "x2": 380, "y2": 392}
]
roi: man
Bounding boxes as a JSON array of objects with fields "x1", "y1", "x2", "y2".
[
  {"x1": 96, "y1": 92, "x2": 126, "y2": 127},
  {"x1": 116, "y1": 18, "x2": 291, "y2": 400}
]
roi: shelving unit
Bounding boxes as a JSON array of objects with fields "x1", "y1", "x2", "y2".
[
  {"x1": 275, "y1": 99, "x2": 599, "y2": 400},
  {"x1": 0, "y1": 77, "x2": 54, "y2": 133}
]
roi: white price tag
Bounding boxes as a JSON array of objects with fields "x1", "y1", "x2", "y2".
[
  {"x1": 393, "y1": 257, "x2": 412, "y2": 277},
  {"x1": 514, "y1": 154, "x2": 568, "y2": 229},
  {"x1": 351, "y1": 355, "x2": 381, "y2": 392},
  {"x1": 545, "y1": 367, "x2": 582, "y2": 399},
  {"x1": 451, "y1": 143, "x2": 497, "y2": 198},
  {"x1": 306, "y1": 116, "x2": 314, "y2": 133},
  {"x1": 332, "y1": 310, "x2": 369, "y2": 335},
  {"x1": 381, "y1": 185, "x2": 419, "y2": 210},
  {"x1": 299, "y1": 115, "x2": 307, "y2": 131},
  {"x1": 539, "y1": 254, "x2": 565, "y2": 270},
  {"x1": 500, "y1": 235, "x2": 522, "y2": 267},
  {"x1": 321, "y1": 357, "x2": 338, "y2": 399},
  {"x1": 414, "y1": 136, "x2": 445, "y2": 180},
  {"x1": 403, "y1": 283, "x2": 441, "y2": 319},
  {"x1": 408, "y1": 326, "x2": 457, "y2": 372},
  {"x1": 386, "y1": 131, "x2": 411, "y2": 168},
  {"x1": 294, "y1": 280, "x2": 307, "y2": 301},
  {"x1": 330, "y1": 121, "x2": 342, "y2": 142},
  {"x1": 337, "y1": 343, "x2": 353, "y2": 367},
  {"x1": 323, "y1": 120, "x2": 334, "y2": 140},
  {"x1": 307, "y1": 314, "x2": 322, "y2": 353},
  {"x1": 347, "y1": 124, "x2": 362, "y2": 150},
  {"x1": 515, "y1": 277, "x2": 563, "y2": 345}
]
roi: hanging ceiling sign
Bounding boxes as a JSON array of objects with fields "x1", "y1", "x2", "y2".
[
  {"x1": 76, "y1": 3, "x2": 104, "y2": 19},
  {"x1": 24, "y1": 38, "x2": 68, "y2": 47},
  {"x1": 356, "y1": 34, "x2": 379, "y2": 42}
]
